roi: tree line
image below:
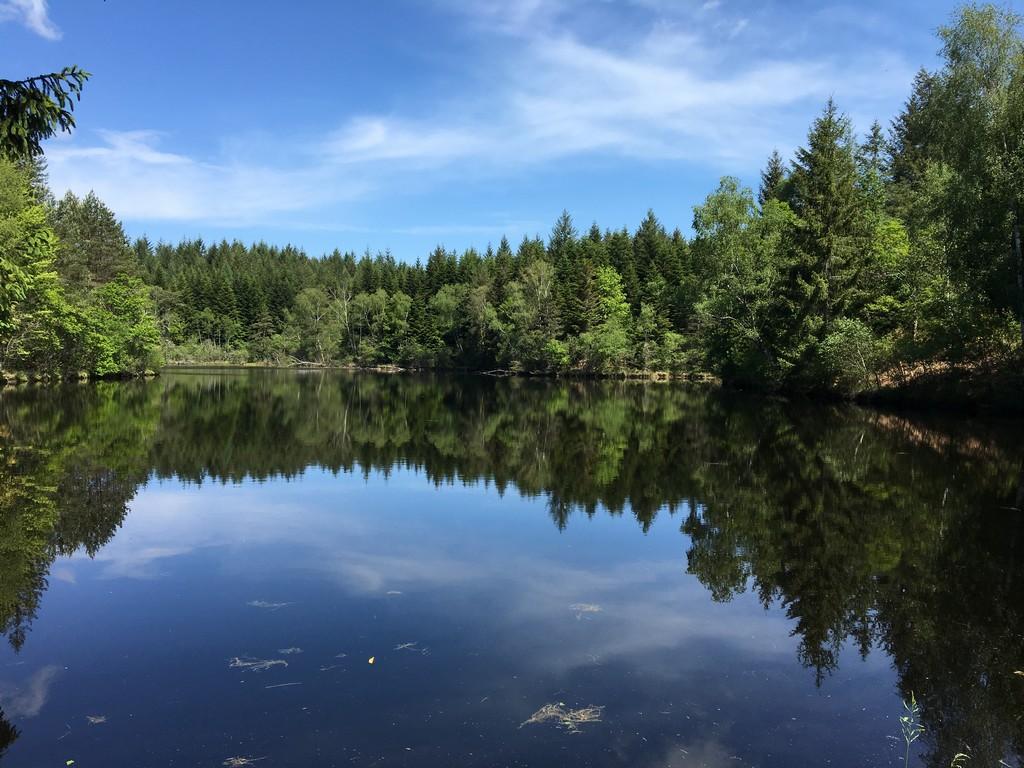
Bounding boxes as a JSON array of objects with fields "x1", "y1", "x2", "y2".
[{"x1": 1, "y1": 4, "x2": 1022, "y2": 399}]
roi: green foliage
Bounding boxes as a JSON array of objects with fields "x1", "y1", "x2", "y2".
[
  {"x1": 927, "y1": 4, "x2": 1024, "y2": 343},
  {"x1": 51, "y1": 190, "x2": 138, "y2": 289},
  {"x1": 901, "y1": 693, "x2": 925, "y2": 768},
  {"x1": 758, "y1": 149, "x2": 787, "y2": 206},
  {"x1": 786, "y1": 99, "x2": 872, "y2": 370},
  {"x1": 0, "y1": 159, "x2": 161, "y2": 379},
  {"x1": 692, "y1": 180, "x2": 796, "y2": 387},
  {"x1": 4, "y1": 3, "x2": 1021, "y2": 398},
  {"x1": 817, "y1": 317, "x2": 886, "y2": 395},
  {"x1": 83, "y1": 276, "x2": 162, "y2": 376},
  {"x1": 0, "y1": 160, "x2": 66, "y2": 373},
  {"x1": 0, "y1": 67, "x2": 90, "y2": 160}
]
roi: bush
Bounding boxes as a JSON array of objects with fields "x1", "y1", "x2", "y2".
[{"x1": 817, "y1": 318, "x2": 886, "y2": 395}]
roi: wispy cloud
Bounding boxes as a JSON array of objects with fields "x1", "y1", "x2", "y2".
[
  {"x1": 324, "y1": 117, "x2": 486, "y2": 166},
  {"x1": 43, "y1": 1, "x2": 914, "y2": 226},
  {"x1": 0, "y1": 0, "x2": 60, "y2": 40},
  {"x1": 45, "y1": 130, "x2": 372, "y2": 226}
]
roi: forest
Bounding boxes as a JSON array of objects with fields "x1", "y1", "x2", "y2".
[{"x1": 1, "y1": 4, "x2": 1022, "y2": 403}]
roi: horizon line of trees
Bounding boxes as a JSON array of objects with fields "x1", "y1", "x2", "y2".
[{"x1": 2, "y1": 3, "x2": 1022, "y2": 396}]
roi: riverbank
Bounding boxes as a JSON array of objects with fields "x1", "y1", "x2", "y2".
[{"x1": 858, "y1": 357, "x2": 1024, "y2": 416}]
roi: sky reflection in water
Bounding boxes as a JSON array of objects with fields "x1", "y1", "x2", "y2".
[{"x1": 0, "y1": 371, "x2": 1020, "y2": 767}]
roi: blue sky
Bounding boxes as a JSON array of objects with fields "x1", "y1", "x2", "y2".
[{"x1": 4, "y1": 0, "x2": 1010, "y2": 260}]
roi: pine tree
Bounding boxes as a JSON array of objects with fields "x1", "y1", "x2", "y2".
[{"x1": 758, "y1": 149, "x2": 787, "y2": 206}]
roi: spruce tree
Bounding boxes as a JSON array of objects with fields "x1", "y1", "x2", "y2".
[
  {"x1": 758, "y1": 149, "x2": 786, "y2": 206},
  {"x1": 789, "y1": 99, "x2": 870, "y2": 333},
  {"x1": 888, "y1": 69, "x2": 936, "y2": 192},
  {"x1": 607, "y1": 228, "x2": 640, "y2": 314},
  {"x1": 489, "y1": 236, "x2": 515, "y2": 307},
  {"x1": 548, "y1": 211, "x2": 579, "y2": 337},
  {"x1": 857, "y1": 121, "x2": 889, "y2": 217}
]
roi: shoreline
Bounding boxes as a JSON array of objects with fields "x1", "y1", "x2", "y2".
[{"x1": 4, "y1": 361, "x2": 1021, "y2": 417}]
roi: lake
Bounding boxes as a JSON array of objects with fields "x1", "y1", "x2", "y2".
[{"x1": 0, "y1": 370, "x2": 1021, "y2": 768}]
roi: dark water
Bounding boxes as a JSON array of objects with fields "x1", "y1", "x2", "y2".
[{"x1": 0, "y1": 371, "x2": 1022, "y2": 768}]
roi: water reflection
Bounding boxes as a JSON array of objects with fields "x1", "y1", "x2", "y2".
[
  {"x1": 0, "y1": 711, "x2": 15, "y2": 760},
  {"x1": 0, "y1": 369, "x2": 1022, "y2": 767}
]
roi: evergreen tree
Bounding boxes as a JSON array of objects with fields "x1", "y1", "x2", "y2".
[
  {"x1": 50, "y1": 191, "x2": 138, "y2": 290},
  {"x1": 488, "y1": 236, "x2": 515, "y2": 307},
  {"x1": 789, "y1": 100, "x2": 871, "y2": 333},
  {"x1": 758, "y1": 149, "x2": 787, "y2": 206},
  {"x1": 0, "y1": 68, "x2": 90, "y2": 159},
  {"x1": 888, "y1": 69, "x2": 937, "y2": 196}
]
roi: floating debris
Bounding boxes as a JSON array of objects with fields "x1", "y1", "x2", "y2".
[
  {"x1": 569, "y1": 603, "x2": 603, "y2": 620},
  {"x1": 368, "y1": 656, "x2": 375, "y2": 665},
  {"x1": 277, "y1": 647, "x2": 303, "y2": 655},
  {"x1": 223, "y1": 758, "x2": 266, "y2": 767},
  {"x1": 85, "y1": 715, "x2": 106, "y2": 725},
  {"x1": 521, "y1": 703, "x2": 604, "y2": 733},
  {"x1": 393, "y1": 642, "x2": 429, "y2": 655},
  {"x1": 246, "y1": 601, "x2": 292, "y2": 611},
  {"x1": 264, "y1": 682, "x2": 302, "y2": 690},
  {"x1": 228, "y1": 657, "x2": 288, "y2": 672}
]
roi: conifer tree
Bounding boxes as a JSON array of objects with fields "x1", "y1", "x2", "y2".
[
  {"x1": 758, "y1": 149, "x2": 787, "y2": 206},
  {"x1": 789, "y1": 100, "x2": 870, "y2": 334}
]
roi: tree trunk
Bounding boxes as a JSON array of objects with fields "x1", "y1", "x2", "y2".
[{"x1": 1015, "y1": 204, "x2": 1024, "y2": 347}]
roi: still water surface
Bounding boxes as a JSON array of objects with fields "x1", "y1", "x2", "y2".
[{"x1": 0, "y1": 370, "x2": 1021, "y2": 767}]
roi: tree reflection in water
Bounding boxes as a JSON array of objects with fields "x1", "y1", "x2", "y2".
[{"x1": 1, "y1": 369, "x2": 1021, "y2": 766}]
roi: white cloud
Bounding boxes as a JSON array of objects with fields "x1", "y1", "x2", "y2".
[
  {"x1": 324, "y1": 117, "x2": 486, "y2": 166},
  {"x1": 46, "y1": 130, "x2": 372, "y2": 225},
  {"x1": 0, "y1": 0, "x2": 60, "y2": 40},
  {"x1": 42, "y1": 1, "x2": 915, "y2": 226}
]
